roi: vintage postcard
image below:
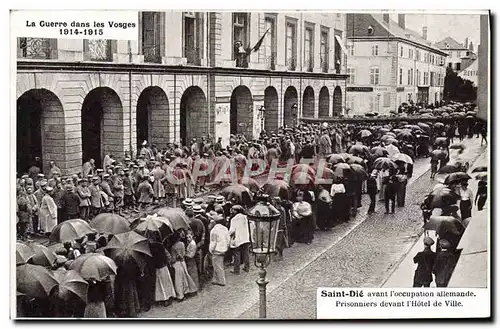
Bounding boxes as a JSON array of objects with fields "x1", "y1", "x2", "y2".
[{"x1": 10, "y1": 9, "x2": 491, "y2": 320}]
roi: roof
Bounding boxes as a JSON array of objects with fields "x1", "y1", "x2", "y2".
[
  {"x1": 458, "y1": 59, "x2": 477, "y2": 73},
  {"x1": 435, "y1": 37, "x2": 468, "y2": 50}
]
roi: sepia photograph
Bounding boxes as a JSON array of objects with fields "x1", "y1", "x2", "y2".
[{"x1": 11, "y1": 8, "x2": 490, "y2": 320}]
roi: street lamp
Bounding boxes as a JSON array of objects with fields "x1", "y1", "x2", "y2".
[
  {"x1": 246, "y1": 194, "x2": 281, "y2": 318},
  {"x1": 258, "y1": 105, "x2": 266, "y2": 133}
]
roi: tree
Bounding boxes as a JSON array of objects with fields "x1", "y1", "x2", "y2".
[{"x1": 443, "y1": 66, "x2": 477, "y2": 102}]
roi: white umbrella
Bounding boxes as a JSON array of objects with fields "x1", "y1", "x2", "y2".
[{"x1": 385, "y1": 144, "x2": 400, "y2": 157}]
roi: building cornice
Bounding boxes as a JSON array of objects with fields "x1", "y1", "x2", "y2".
[
  {"x1": 16, "y1": 60, "x2": 349, "y2": 80},
  {"x1": 347, "y1": 36, "x2": 449, "y2": 56}
]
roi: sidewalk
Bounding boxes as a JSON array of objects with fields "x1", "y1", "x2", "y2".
[{"x1": 382, "y1": 138, "x2": 488, "y2": 288}]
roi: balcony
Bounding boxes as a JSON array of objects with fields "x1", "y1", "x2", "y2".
[
  {"x1": 185, "y1": 46, "x2": 201, "y2": 66},
  {"x1": 264, "y1": 52, "x2": 276, "y2": 70},
  {"x1": 143, "y1": 44, "x2": 162, "y2": 63},
  {"x1": 18, "y1": 38, "x2": 56, "y2": 60},
  {"x1": 85, "y1": 39, "x2": 112, "y2": 61}
]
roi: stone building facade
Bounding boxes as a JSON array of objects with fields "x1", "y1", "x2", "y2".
[{"x1": 16, "y1": 11, "x2": 347, "y2": 175}]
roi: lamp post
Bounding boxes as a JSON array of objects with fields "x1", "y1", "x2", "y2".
[
  {"x1": 246, "y1": 194, "x2": 281, "y2": 319},
  {"x1": 258, "y1": 105, "x2": 266, "y2": 134}
]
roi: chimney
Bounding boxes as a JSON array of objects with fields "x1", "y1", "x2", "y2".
[
  {"x1": 398, "y1": 14, "x2": 405, "y2": 29},
  {"x1": 383, "y1": 13, "x2": 390, "y2": 24},
  {"x1": 422, "y1": 26, "x2": 427, "y2": 40}
]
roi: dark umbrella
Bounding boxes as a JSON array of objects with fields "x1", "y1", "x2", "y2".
[
  {"x1": 262, "y1": 179, "x2": 291, "y2": 200},
  {"x1": 155, "y1": 208, "x2": 191, "y2": 231},
  {"x1": 417, "y1": 122, "x2": 431, "y2": 132},
  {"x1": 333, "y1": 163, "x2": 352, "y2": 178},
  {"x1": 220, "y1": 184, "x2": 253, "y2": 205},
  {"x1": 424, "y1": 215, "x2": 464, "y2": 234},
  {"x1": 239, "y1": 177, "x2": 261, "y2": 193},
  {"x1": 396, "y1": 130, "x2": 414, "y2": 141},
  {"x1": 434, "y1": 122, "x2": 445, "y2": 129},
  {"x1": 350, "y1": 164, "x2": 368, "y2": 180},
  {"x1": 52, "y1": 268, "x2": 89, "y2": 303},
  {"x1": 384, "y1": 132, "x2": 397, "y2": 138},
  {"x1": 49, "y1": 219, "x2": 95, "y2": 243},
  {"x1": 17, "y1": 264, "x2": 58, "y2": 298},
  {"x1": 431, "y1": 149, "x2": 448, "y2": 161},
  {"x1": 134, "y1": 215, "x2": 174, "y2": 243},
  {"x1": 291, "y1": 164, "x2": 316, "y2": 177},
  {"x1": 373, "y1": 158, "x2": 397, "y2": 170},
  {"x1": 392, "y1": 153, "x2": 414, "y2": 165},
  {"x1": 102, "y1": 231, "x2": 152, "y2": 270},
  {"x1": 444, "y1": 172, "x2": 471, "y2": 185},
  {"x1": 437, "y1": 165, "x2": 461, "y2": 174},
  {"x1": 16, "y1": 242, "x2": 35, "y2": 266},
  {"x1": 68, "y1": 253, "x2": 117, "y2": 281},
  {"x1": 359, "y1": 129, "x2": 372, "y2": 138},
  {"x1": 379, "y1": 128, "x2": 390, "y2": 134},
  {"x1": 434, "y1": 137, "x2": 449, "y2": 147},
  {"x1": 346, "y1": 155, "x2": 364, "y2": 165},
  {"x1": 449, "y1": 143, "x2": 466, "y2": 151},
  {"x1": 348, "y1": 144, "x2": 368, "y2": 156},
  {"x1": 30, "y1": 243, "x2": 57, "y2": 267},
  {"x1": 371, "y1": 146, "x2": 389, "y2": 158},
  {"x1": 430, "y1": 187, "x2": 459, "y2": 208},
  {"x1": 476, "y1": 172, "x2": 487, "y2": 182},
  {"x1": 472, "y1": 166, "x2": 487, "y2": 173},
  {"x1": 91, "y1": 213, "x2": 130, "y2": 234},
  {"x1": 327, "y1": 154, "x2": 345, "y2": 165},
  {"x1": 290, "y1": 171, "x2": 315, "y2": 190}
]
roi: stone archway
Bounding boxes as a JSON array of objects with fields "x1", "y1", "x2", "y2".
[
  {"x1": 302, "y1": 86, "x2": 314, "y2": 118},
  {"x1": 17, "y1": 89, "x2": 65, "y2": 174},
  {"x1": 318, "y1": 86, "x2": 330, "y2": 118},
  {"x1": 137, "y1": 86, "x2": 169, "y2": 149},
  {"x1": 283, "y1": 86, "x2": 298, "y2": 127},
  {"x1": 264, "y1": 86, "x2": 279, "y2": 133},
  {"x1": 180, "y1": 86, "x2": 208, "y2": 146},
  {"x1": 333, "y1": 86, "x2": 343, "y2": 116},
  {"x1": 230, "y1": 86, "x2": 253, "y2": 138},
  {"x1": 81, "y1": 87, "x2": 123, "y2": 168}
]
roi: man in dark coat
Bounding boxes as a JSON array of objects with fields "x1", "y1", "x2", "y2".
[
  {"x1": 366, "y1": 172, "x2": 378, "y2": 215},
  {"x1": 383, "y1": 170, "x2": 397, "y2": 214},
  {"x1": 433, "y1": 239, "x2": 459, "y2": 287},
  {"x1": 413, "y1": 237, "x2": 436, "y2": 287},
  {"x1": 60, "y1": 185, "x2": 80, "y2": 222}
]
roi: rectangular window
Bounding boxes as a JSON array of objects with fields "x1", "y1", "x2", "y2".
[
  {"x1": 372, "y1": 44, "x2": 378, "y2": 56},
  {"x1": 415, "y1": 69, "x2": 419, "y2": 85},
  {"x1": 408, "y1": 48, "x2": 412, "y2": 59},
  {"x1": 346, "y1": 67, "x2": 355, "y2": 84},
  {"x1": 285, "y1": 20, "x2": 297, "y2": 71},
  {"x1": 370, "y1": 67, "x2": 380, "y2": 85},
  {"x1": 430, "y1": 72, "x2": 435, "y2": 86},
  {"x1": 346, "y1": 44, "x2": 354, "y2": 56},
  {"x1": 407, "y1": 69, "x2": 411, "y2": 85},
  {"x1": 410, "y1": 69, "x2": 413, "y2": 85},
  {"x1": 416, "y1": 50, "x2": 420, "y2": 61},
  {"x1": 263, "y1": 15, "x2": 276, "y2": 70},
  {"x1": 142, "y1": 11, "x2": 162, "y2": 63},
  {"x1": 383, "y1": 92, "x2": 391, "y2": 107},
  {"x1": 399, "y1": 68, "x2": 403, "y2": 85},
  {"x1": 408, "y1": 93, "x2": 412, "y2": 102},
  {"x1": 320, "y1": 28, "x2": 329, "y2": 72},
  {"x1": 304, "y1": 25, "x2": 314, "y2": 72},
  {"x1": 456, "y1": 62, "x2": 461, "y2": 71},
  {"x1": 400, "y1": 46, "x2": 403, "y2": 57},
  {"x1": 233, "y1": 13, "x2": 249, "y2": 67},
  {"x1": 184, "y1": 12, "x2": 202, "y2": 65},
  {"x1": 448, "y1": 62, "x2": 452, "y2": 68},
  {"x1": 18, "y1": 37, "x2": 57, "y2": 59},
  {"x1": 346, "y1": 96, "x2": 354, "y2": 112}
]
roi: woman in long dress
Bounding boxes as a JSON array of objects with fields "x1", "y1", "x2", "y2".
[
  {"x1": 292, "y1": 191, "x2": 314, "y2": 245},
  {"x1": 149, "y1": 241, "x2": 176, "y2": 306},
  {"x1": 114, "y1": 259, "x2": 141, "y2": 318},
  {"x1": 39, "y1": 186, "x2": 57, "y2": 235},
  {"x1": 84, "y1": 280, "x2": 108, "y2": 318},
  {"x1": 170, "y1": 231, "x2": 198, "y2": 301},
  {"x1": 185, "y1": 231, "x2": 200, "y2": 289}
]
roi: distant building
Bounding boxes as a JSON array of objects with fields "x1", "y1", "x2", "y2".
[
  {"x1": 458, "y1": 59, "x2": 478, "y2": 86},
  {"x1": 477, "y1": 14, "x2": 489, "y2": 121},
  {"x1": 435, "y1": 36, "x2": 477, "y2": 72},
  {"x1": 345, "y1": 13, "x2": 447, "y2": 116}
]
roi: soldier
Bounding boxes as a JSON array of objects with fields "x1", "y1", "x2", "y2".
[
  {"x1": 413, "y1": 237, "x2": 436, "y2": 288},
  {"x1": 101, "y1": 174, "x2": 114, "y2": 211},
  {"x1": 113, "y1": 171, "x2": 125, "y2": 215}
]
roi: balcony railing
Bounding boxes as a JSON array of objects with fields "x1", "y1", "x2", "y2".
[
  {"x1": 185, "y1": 46, "x2": 201, "y2": 66},
  {"x1": 143, "y1": 44, "x2": 162, "y2": 63},
  {"x1": 18, "y1": 38, "x2": 56, "y2": 59},
  {"x1": 286, "y1": 56, "x2": 296, "y2": 71},
  {"x1": 86, "y1": 39, "x2": 112, "y2": 61},
  {"x1": 264, "y1": 52, "x2": 276, "y2": 70}
]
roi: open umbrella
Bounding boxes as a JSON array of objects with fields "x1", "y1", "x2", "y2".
[
  {"x1": 472, "y1": 166, "x2": 487, "y2": 173},
  {"x1": 91, "y1": 213, "x2": 130, "y2": 234},
  {"x1": 396, "y1": 130, "x2": 414, "y2": 141},
  {"x1": 373, "y1": 158, "x2": 397, "y2": 170},
  {"x1": 392, "y1": 153, "x2": 413, "y2": 165},
  {"x1": 262, "y1": 179, "x2": 291, "y2": 200},
  {"x1": 291, "y1": 164, "x2": 316, "y2": 177},
  {"x1": 417, "y1": 122, "x2": 431, "y2": 132},
  {"x1": 346, "y1": 155, "x2": 365, "y2": 165},
  {"x1": 449, "y1": 143, "x2": 466, "y2": 151},
  {"x1": 350, "y1": 164, "x2": 368, "y2": 180},
  {"x1": 30, "y1": 243, "x2": 57, "y2": 267},
  {"x1": 155, "y1": 208, "x2": 191, "y2": 231},
  {"x1": 220, "y1": 184, "x2": 253, "y2": 205},
  {"x1": 239, "y1": 177, "x2": 261, "y2": 193},
  {"x1": 102, "y1": 231, "x2": 152, "y2": 270},
  {"x1": 317, "y1": 166, "x2": 335, "y2": 180},
  {"x1": 333, "y1": 163, "x2": 352, "y2": 178},
  {"x1": 359, "y1": 129, "x2": 372, "y2": 138},
  {"x1": 434, "y1": 137, "x2": 449, "y2": 147},
  {"x1": 385, "y1": 144, "x2": 400, "y2": 157},
  {"x1": 290, "y1": 171, "x2": 315, "y2": 189},
  {"x1": 431, "y1": 149, "x2": 448, "y2": 161},
  {"x1": 49, "y1": 219, "x2": 95, "y2": 243},
  {"x1": 52, "y1": 268, "x2": 89, "y2": 303},
  {"x1": 430, "y1": 187, "x2": 459, "y2": 208},
  {"x1": 421, "y1": 113, "x2": 434, "y2": 119},
  {"x1": 16, "y1": 242, "x2": 35, "y2": 266},
  {"x1": 327, "y1": 154, "x2": 345, "y2": 165},
  {"x1": 17, "y1": 264, "x2": 58, "y2": 298},
  {"x1": 68, "y1": 253, "x2": 117, "y2": 281},
  {"x1": 383, "y1": 132, "x2": 397, "y2": 138},
  {"x1": 134, "y1": 214, "x2": 173, "y2": 243},
  {"x1": 444, "y1": 172, "x2": 471, "y2": 185},
  {"x1": 371, "y1": 146, "x2": 389, "y2": 158},
  {"x1": 434, "y1": 122, "x2": 445, "y2": 129},
  {"x1": 424, "y1": 215, "x2": 464, "y2": 233},
  {"x1": 348, "y1": 144, "x2": 368, "y2": 156},
  {"x1": 476, "y1": 172, "x2": 487, "y2": 182},
  {"x1": 438, "y1": 165, "x2": 461, "y2": 174},
  {"x1": 379, "y1": 128, "x2": 390, "y2": 134}
]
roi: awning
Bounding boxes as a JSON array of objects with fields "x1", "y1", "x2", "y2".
[{"x1": 335, "y1": 35, "x2": 348, "y2": 55}]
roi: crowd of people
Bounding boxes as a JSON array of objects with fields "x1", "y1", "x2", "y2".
[{"x1": 16, "y1": 101, "x2": 487, "y2": 317}]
